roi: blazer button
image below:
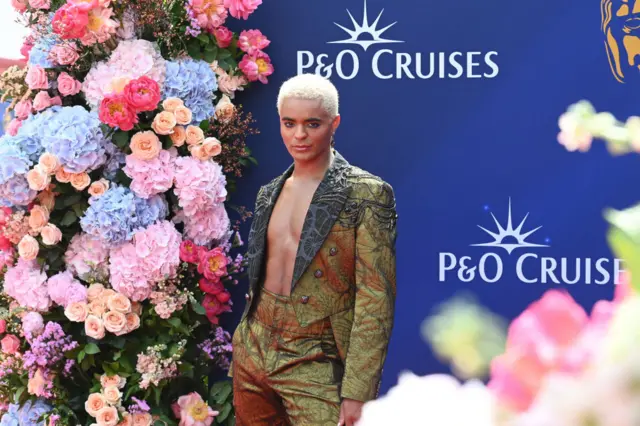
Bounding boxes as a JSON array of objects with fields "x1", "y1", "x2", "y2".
[
  {"x1": 329, "y1": 247, "x2": 337, "y2": 256},
  {"x1": 301, "y1": 296, "x2": 309, "y2": 304},
  {"x1": 314, "y1": 269, "x2": 323, "y2": 278}
]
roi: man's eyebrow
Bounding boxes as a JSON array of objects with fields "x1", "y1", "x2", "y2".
[{"x1": 281, "y1": 117, "x2": 323, "y2": 122}]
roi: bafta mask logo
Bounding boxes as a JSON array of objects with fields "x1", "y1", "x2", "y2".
[{"x1": 602, "y1": 0, "x2": 640, "y2": 82}]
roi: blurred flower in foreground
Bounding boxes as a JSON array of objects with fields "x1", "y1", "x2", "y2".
[
  {"x1": 421, "y1": 292, "x2": 508, "y2": 379},
  {"x1": 356, "y1": 372, "x2": 496, "y2": 426}
]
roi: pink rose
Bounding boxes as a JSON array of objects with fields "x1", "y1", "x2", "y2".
[
  {"x1": 214, "y1": 26, "x2": 233, "y2": 48},
  {"x1": 32, "y1": 91, "x2": 53, "y2": 111},
  {"x1": 28, "y1": 0, "x2": 50, "y2": 9},
  {"x1": 0, "y1": 319, "x2": 6, "y2": 334},
  {"x1": 1, "y1": 334, "x2": 20, "y2": 354},
  {"x1": 57, "y1": 72, "x2": 81, "y2": 96},
  {"x1": 41, "y1": 224, "x2": 62, "y2": 246},
  {"x1": 14, "y1": 99, "x2": 32, "y2": 120},
  {"x1": 51, "y1": 43, "x2": 79, "y2": 66},
  {"x1": 50, "y1": 96, "x2": 62, "y2": 106},
  {"x1": 25, "y1": 66, "x2": 48, "y2": 90},
  {"x1": 6, "y1": 119, "x2": 22, "y2": 136}
]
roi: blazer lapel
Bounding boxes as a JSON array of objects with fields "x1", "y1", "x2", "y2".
[
  {"x1": 246, "y1": 164, "x2": 293, "y2": 294},
  {"x1": 290, "y1": 150, "x2": 351, "y2": 291}
]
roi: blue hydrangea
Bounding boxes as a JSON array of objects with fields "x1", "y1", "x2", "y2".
[
  {"x1": 162, "y1": 58, "x2": 218, "y2": 124},
  {"x1": 103, "y1": 142, "x2": 126, "y2": 181},
  {"x1": 80, "y1": 186, "x2": 168, "y2": 247},
  {"x1": 0, "y1": 404, "x2": 19, "y2": 426},
  {"x1": 17, "y1": 399, "x2": 51, "y2": 426},
  {"x1": 3, "y1": 106, "x2": 60, "y2": 164},
  {"x1": 0, "y1": 140, "x2": 32, "y2": 185},
  {"x1": 40, "y1": 106, "x2": 108, "y2": 174},
  {"x1": 0, "y1": 175, "x2": 37, "y2": 207},
  {"x1": 28, "y1": 39, "x2": 56, "y2": 69}
]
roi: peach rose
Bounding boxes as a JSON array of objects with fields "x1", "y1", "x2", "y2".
[
  {"x1": 37, "y1": 190, "x2": 56, "y2": 211},
  {"x1": 85, "y1": 314, "x2": 105, "y2": 340},
  {"x1": 170, "y1": 126, "x2": 186, "y2": 147},
  {"x1": 87, "y1": 284, "x2": 105, "y2": 301},
  {"x1": 88, "y1": 179, "x2": 109, "y2": 197},
  {"x1": 117, "y1": 414, "x2": 133, "y2": 426},
  {"x1": 125, "y1": 313, "x2": 140, "y2": 332},
  {"x1": 55, "y1": 168, "x2": 73, "y2": 183},
  {"x1": 132, "y1": 413, "x2": 152, "y2": 426},
  {"x1": 107, "y1": 293, "x2": 131, "y2": 314},
  {"x1": 151, "y1": 111, "x2": 176, "y2": 135},
  {"x1": 131, "y1": 302, "x2": 143, "y2": 315},
  {"x1": 185, "y1": 125, "x2": 204, "y2": 145},
  {"x1": 70, "y1": 172, "x2": 91, "y2": 191},
  {"x1": 189, "y1": 145, "x2": 209, "y2": 161},
  {"x1": 130, "y1": 131, "x2": 161, "y2": 160},
  {"x1": 88, "y1": 300, "x2": 107, "y2": 317},
  {"x1": 27, "y1": 166, "x2": 51, "y2": 191},
  {"x1": 18, "y1": 235, "x2": 39, "y2": 260},
  {"x1": 174, "y1": 106, "x2": 192, "y2": 125},
  {"x1": 28, "y1": 205, "x2": 49, "y2": 232},
  {"x1": 103, "y1": 311, "x2": 127, "y2": 334},
  {"x1": 27, "y1": 368, "x2": 47, "y2": 397},
  {"x1": 64, "y1": 302, "x2": 89, "y2": 322},
  {"x1": 202, "y1": 137, "x2": 222, "y2": 158},
  {"x1": 102, "y1": 385, "x2": 121, "y2": 405},
  {"x1": 96, "y1": 406, "x2": 119, "y2": 426},
  {"x1": 41, "y1": 223, "x2": 62, "y2": 245},
  {"x1": 100, "y1": 374, "x2": 126, "y2": 389},
  {"x1": 215, "y1": 94, "x2": 236, "y2": 123},
  {"x1": 85, "y1": 393, "x2": 107, "y2": 417},
  {"x1": 162, "y1": 97, "x2": 184, "y2": 112},
  {"x1": 38, "y1": 153, "x2": 60, "y2": 175},
  {"x1": 101, "y1": 289, "x2": 117, "y2": 300}
]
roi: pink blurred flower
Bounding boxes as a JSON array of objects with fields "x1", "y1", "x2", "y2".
[
  {"x1": 0, "y1": 319, "x2": 6, "y2": 334},
  {"x1": 64, "y1": 233, "x2": 110, "y2": 281},
  {"x1": 11, "y1": 0, "x2": 27, "y2": 12},
  {"x1": 109, "y1": 221, "x2": 182, "y2": 302},
  {"x1": 14, "y1": 99, "x2": 32, "y2": 120},
  {"x1": 79, "y1": 7, "x2": 118, "y2": 46},
  {"x1": 3, "y1": 258, "x2": 51, "y2": 312},
  {"x1": 21, "y1": 312, "x2": 44, "y2": 340},
  {"x1": 238, "y1": 29, "x2": 270, "y2": 56},
  {"x1": 6, "y1": 119, "x2": 22, "y2": 136},
  {"x1": 1, "y1": 335, "x2": 20, "y2": 354},
  {"x1": 47, "y1": 271, "x2": 88, "y2": 308},
  {"x1": 57, "y1": 72, "x2": 82, "y2": 97},
  {"x1": 238, "y1": 51, "x2": 273, "y2": 84},
  {"x1": 213, "y1": 27, "x2": 233, "y2": 48},
  {"x1": 25, "y1": 66, "x2": 48, "y2": 90},
  {"x1": 99, "y1": 93, "x2": 138, "y2": 131},
  {"x1": 33, "y1": 91, "x2": 53, "y2": 112},
  {"x1": 179, "y1": 240, "x2": 200, "y2": 264},
  {"x1": 52, "y1": 4, "x2": 89, "y2": 40},
  {"x1": 124, "y1": 148, "x2": 176, "y2": 199},
  {"x1": 224, "y1": 0, "x2": 261, "y2": 20},
  {"x1": 28, "y1": 0, "x2": 50, "y2": 9},
  {"x1": 172, "y1": 392, "x2": 218, "y2": 426}
]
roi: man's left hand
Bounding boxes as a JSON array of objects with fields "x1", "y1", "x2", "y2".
[{"x1": 338, "y1": 398, "x2": 364, "y2": 426}]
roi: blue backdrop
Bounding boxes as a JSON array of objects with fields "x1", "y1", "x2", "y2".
[{"x1": 223, "y1": 0, "x2": 640, "y2": 395}]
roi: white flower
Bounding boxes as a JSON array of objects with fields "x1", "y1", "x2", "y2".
[{"x1": 356, "y1": 372, "x2": 496, "y2": 426}]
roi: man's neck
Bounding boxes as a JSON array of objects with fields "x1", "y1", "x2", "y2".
[{"x1": 291, "y1": 149, "x2": 335, "y2": 182}]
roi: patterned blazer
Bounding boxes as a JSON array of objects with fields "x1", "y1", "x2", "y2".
[{"x1": 239, "y1": 149, "x2": 398, "y2": 402}]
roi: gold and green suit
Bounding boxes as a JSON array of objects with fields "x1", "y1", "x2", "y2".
[{"x1": 230, "y1": 149, "x2": 398, "y2": 425}]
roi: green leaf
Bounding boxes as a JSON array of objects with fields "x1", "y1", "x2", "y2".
[
  {"x1": 14, "y1": 386, "x2": 25, "y2": 402},
  {"x1": 203, "y1": 50, "x2": 217, "y2": 63},
  {"x1": 197, "y1": 33, "x2": 210, "y2": 44},
  {"x1": 60, "y1": 211, "x2": 77, "y2": 227},
  {"x1": 85, "y1": 343, "x2": 100, "y2": 355},
  {"x1": 210, "y1": 381, "x2": 232, "y2": 405},
  {"x1": 168, "y1": 317, "x2": 182, "y2": 328},
  {"x1": 115, "y1": 170, "x2": 132, "y2": 187},
  {"x1": 77, "y1": 350, "x2": 86, "y2": 363},
  {"x1": 187, "y1": 39, "x2": 201, "y2": 59},
  {"x1": 113, "y1": 131, "x2": 130, "y2": 149},
  {"x1": 204, "y1": 43, "x2": 217, "y2": 53},
  {"x1": 191, "y1": 298, "x2": 206, "y2": 315},
  {"x1": 248, "y1": 156, "x2": 258, "y2": 166},
  {"x1": 217, "y1": 49, "x2": 231, "y2": 60},
  {"x1": 154, "y1": 386, "x2": 162, "y2": 406},
  {"x1": 216, "y1": 403, "x2": 232, "y2": 422},
  {"x1": 199, "y1": 120, "x2": 210, "y2": 131},
  {"x1": 179, "y1": 362, "x2": 194, "y2": 379},
  {"x1": 62, "y1": 194, "x2": 83, "y2": 208},
  {"x1": 72, "y1": 202, "x2": 88, "y2": 218}
]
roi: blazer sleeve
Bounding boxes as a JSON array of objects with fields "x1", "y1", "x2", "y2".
[{"x1": 340, "y1": 180, "x2": 398, "y2": 402}]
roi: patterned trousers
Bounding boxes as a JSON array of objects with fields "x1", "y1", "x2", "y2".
[{"x1": 231, "y1": 287, "x2": 343, "y2": 425}]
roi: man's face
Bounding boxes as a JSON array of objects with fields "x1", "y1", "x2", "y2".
[{"x1": 279, "y1": 97, "x2": 339, "y2": 163}]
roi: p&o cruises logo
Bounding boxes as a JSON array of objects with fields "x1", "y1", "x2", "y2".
[
  {"x1": 297, "y1": 0, "x2": 500, "y2": 80},
  {"x1": 438, "y1": 198, "x2": 625, "y2": 285}
]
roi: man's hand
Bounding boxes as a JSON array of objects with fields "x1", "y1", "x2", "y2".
[{"x1": 338, "y1": 398, "x2": 364, "y2": 426}]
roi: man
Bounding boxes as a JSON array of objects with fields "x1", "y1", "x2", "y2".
[{"x1": 230, "y1": 73, "x2": 398, "y2": 426}]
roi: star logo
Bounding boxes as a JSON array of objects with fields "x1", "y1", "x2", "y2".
[
  {"x1": 327, "y1": 0, "x2": 404, "y2": 51},
  {"x1": 471, "y1": 198, "x2": 549, "y2": 254}
]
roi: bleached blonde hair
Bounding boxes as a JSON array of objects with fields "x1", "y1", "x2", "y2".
[{"x1": 276, "y1": 74, "x2": 339, "y2": 118}]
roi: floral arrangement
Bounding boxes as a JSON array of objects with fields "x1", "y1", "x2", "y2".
[
  {"x1": 0, "y1": 0, "x2": 273, "y2": 425},
  {"x1": 357, "y1": 101, "x2": 640, "y2": 425}
]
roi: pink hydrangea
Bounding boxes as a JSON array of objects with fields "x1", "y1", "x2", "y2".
[
  {"x1": 64, "y1": 233, "x2": 110, "y2": 281},
  {"x1": 224, "y1": 0, "x2": 261, "y2": 20},
  {"x1": 0, "y1": 248, "x2": 15, "y2": 272},
  {"x1": 173, "y1": 157, "x2": 227, "y2": 217},
  {"x1": 177, "y1": 204, "x2": 231, "y2": 247},
  {"x1": 124, "y1": 148, "x2": 177, "y2": 199},
  {"x1": 109, "y1": 221, "x2": 182, "y2": 302},
  {"x1": 3, "y1": 258, "x2": 51, "y2": 312},
  {"x1": 21, "y1": 312, "x2": 44, "y2": 341},
  {"x1": 47, "y1": 271, "x2": 88, "y2": 308},
  {"x1": 82, "y1": 39, "x2": 166, "y2": 109}
]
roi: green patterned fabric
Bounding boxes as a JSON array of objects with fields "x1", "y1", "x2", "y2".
[{"x1": 230, "y1": 149, "x2": 398, "y2": 420}]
